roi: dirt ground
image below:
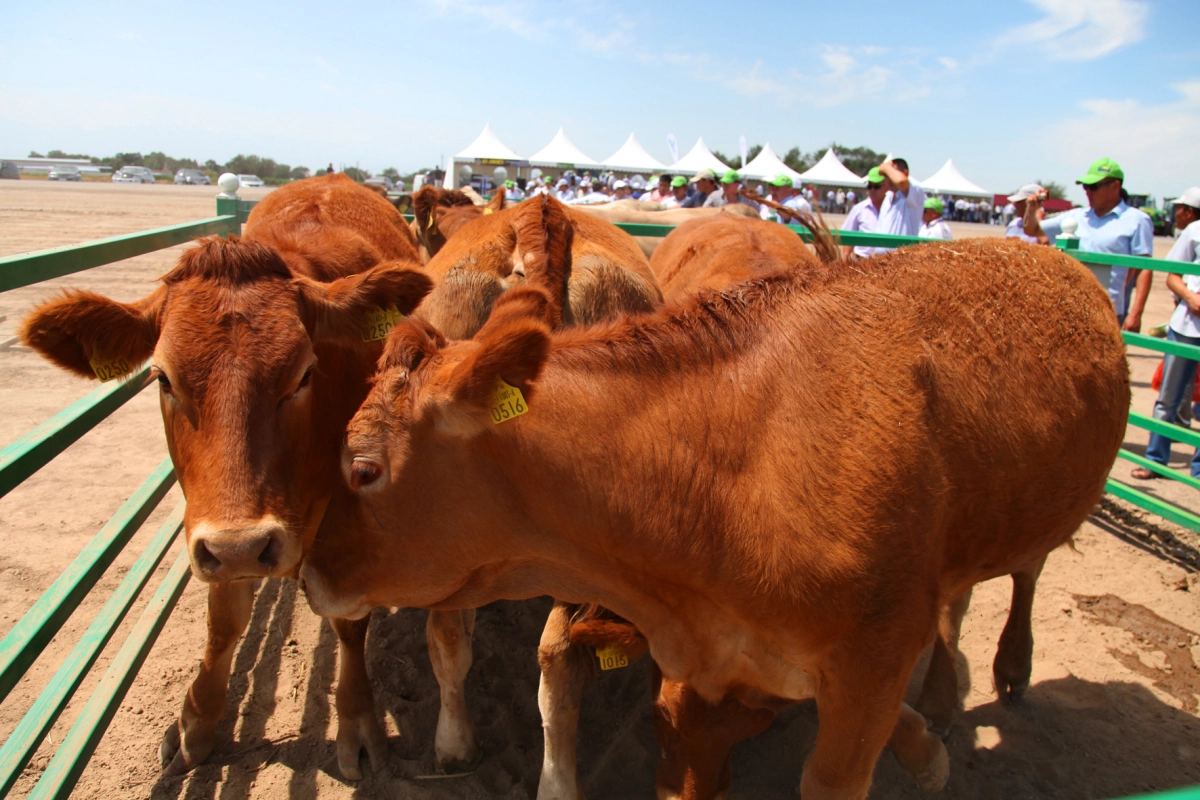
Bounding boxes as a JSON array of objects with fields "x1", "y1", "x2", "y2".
[{"x1": 0, "y1": 181, "x2": 1197, "y2": 800}]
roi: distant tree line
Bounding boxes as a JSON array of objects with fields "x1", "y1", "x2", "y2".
[{"x1": 30, "y1": 149, "x2": 312, "y2": 185}]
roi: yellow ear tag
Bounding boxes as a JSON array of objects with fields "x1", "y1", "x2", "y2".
[
  {"x1": 596, "y1": 644, "x2": 629, "y2": 671},
  {"x1": 483, "y1": 207, "x2": 494, "y2": 215},
  {"x1": 489, "y1": 378, "x2": 528, "y2": 424},
  {"x1": 89, "y1": 353, "x2": 134, "y2": 383},
  {"x1": 362, "y1": 305, "x2": 404, "y2": 343}
]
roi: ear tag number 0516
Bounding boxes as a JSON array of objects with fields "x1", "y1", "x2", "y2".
[
  {"x1": 89, "y1": 354, "x2": 133, "y2": 383},
  {"x1": 490, "y1": 378, "x2": 528, "y2": 424},
  {"x1": 596, "y1": 644, "x2": 628, "y2": 671},
  {"x1": 363, "y1": 305, "x2": 404, "y2": 342}
]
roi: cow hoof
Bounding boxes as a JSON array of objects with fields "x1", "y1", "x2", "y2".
[
  {"x1": 928, "y1": 724, "x2": 952, "y2": 743},
  {"x1": 159, "y1": 719, "x2": 213, "y2": 777},
  {"x1": 916, "y1": 739, "x2": 950, "y2": 792},
  {"x1": 336, "y1": 712, "x2": 388, "y2": 781},
  {"x1": 435, "y1": 745, "x2": 482, "y2": 775},
  {"x1": 994, "y1": 668, "x2": 1031, "y2": 704}
]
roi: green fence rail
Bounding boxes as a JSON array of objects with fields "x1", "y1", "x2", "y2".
[{"x1": 1, "y1": 189, "x2": 1197, "y2": 800}]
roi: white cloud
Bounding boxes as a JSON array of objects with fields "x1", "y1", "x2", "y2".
[
  {"x1": 1049, "y1": 80, "x2": 1200, "y2": 198},
  {"x1": 315, "y1": 56, "x2": 337, "y2": 75},
  {"x1": 993, "y1": 0, "x2": 1148, "y2": 62}
]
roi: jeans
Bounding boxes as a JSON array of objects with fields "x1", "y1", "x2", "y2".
[{"x1": 1145, "y1": 328, "x2": 1200, "y2": 475}]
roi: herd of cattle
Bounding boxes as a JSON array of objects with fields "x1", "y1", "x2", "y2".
[{"x1": 17, "y1": 174, "x2": 1129, "y2": 799}]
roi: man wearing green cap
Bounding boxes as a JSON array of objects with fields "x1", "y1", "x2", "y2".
[
  {"x1": 504, "y1": 179, "x2": 524, "y2": 201},
  {"x1": 919, "y1": 197, "x2": 953, "y2": 240},
  {"x1": 1024, "y1": 157, "x2": 1154, "y2": 330},
  {"x1": 841, "y1": 167, "x2": 888, "y2": 259},
  {"x1": 703, "y1": 169, "x2": 760, "y2": 210},
  {"x1": 759, "y1": 174, "x2": 812, "y2": 221},
  {"x1": 661, "y1": 175, "x2": 690, "y2": 208}
]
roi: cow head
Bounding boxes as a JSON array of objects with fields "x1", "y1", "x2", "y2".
[{"x1": 20, "y1": 235, "x2": 432, "y2": 583}]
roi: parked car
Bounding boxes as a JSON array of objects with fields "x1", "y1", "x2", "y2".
[
  {"x1": 174, "y1": 168, "x2": 211, "y2": 185},
  {"x1": 48, "y1": 164, "x2": 82, "y2": 182},
  {"x1": 0, "y1": 160, "x2": 19, "y2": 180},
  {"x1": 112, "y1": 166, "x2": 155, "y2": 184},
  {"x1": 237, "y1": 174, "x2": 264, "y2": 188},
  {"x1": 364, "y1": 175, "x2": 396, "y2": 192}
]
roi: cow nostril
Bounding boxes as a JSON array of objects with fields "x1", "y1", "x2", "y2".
[
  {"x1": 257, "y1": 534, "x2": 283, "y2": 569},
  {"x1": 350, "y1": 457, "x2": 383, "y2": 489},
  {"x1": 194, "y1": 541, "x2": 222, "y2": 575}
]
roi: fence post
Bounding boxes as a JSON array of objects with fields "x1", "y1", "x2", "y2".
[{"x1": 214, "y1": 173, "x2": 241, "y2": 235}]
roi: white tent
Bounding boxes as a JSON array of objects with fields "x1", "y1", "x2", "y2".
[
  {"x1": 528, "y1": 127, "x2": 601, "y2": 168},
  {"x1": 919, "y1": 159, "x2": 991, "y2": 197},
  {"x1": 797, "y1": 148, "x2": 866, "y2": 187},
  {"x1": 670, "y1": 137, "x2": 731, "y2": 175},
  {"x1": 445, "y1": 124, "x2": 524, "y2": 188},
  {"x1": 738, "y1": 143, "x2": 804, "y2": 183},
  {"x1": 602, "y1": 133, "x2": 668, "y2": 172}
]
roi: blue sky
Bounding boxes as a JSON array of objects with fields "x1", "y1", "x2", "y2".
[{"x1": 3, "y1": 0, "x2": 1198, "y2": 203}]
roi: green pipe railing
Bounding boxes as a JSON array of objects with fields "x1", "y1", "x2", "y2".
[{"x1": 2, "y1": 189, "x2": 1197, "y2": 800}]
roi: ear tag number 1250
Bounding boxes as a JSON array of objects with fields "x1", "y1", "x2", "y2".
[
  {"x1": 89, "y1": 354, "x2": 133, "y2": 383},
  {"x1": 490, "y1": 378, "x2": 528, "y2": 424},
  {"x1": 363, "y1": 305, "x2": 404, "y2": 342}
]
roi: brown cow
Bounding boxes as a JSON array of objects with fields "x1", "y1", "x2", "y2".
[
  {"x1": 299, "y1": 238, "x2": 1128, "y2": 799},
  {"x1": 573, "y1": 199, "x2": 761, "y2": 259},
  {"x1": 18, "y1": 173, "x2": 453, "y2": 780}
]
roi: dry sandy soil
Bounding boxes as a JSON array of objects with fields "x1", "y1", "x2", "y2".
[{"x1": 0, "y1": 181, "x2": 1197, "y2": 800}]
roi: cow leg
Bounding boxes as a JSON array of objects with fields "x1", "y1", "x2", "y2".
[
  {"x1": 332, "y1": 615, "x2": 387, "y2": 780},
  {"x1": 426, "y1": 608, "x2": 479, "y2": 770},
  {"x1": 536, "y1": 601, "x2": 595, "y2": 800},
  {"x1": 800, "y1": 645, "x2": 947, "y2": 800},
  {"x1": 913, "y1": 587, "x2": 973, "y2": 737},
  {"x1": 993, "y1": 555, "x2": 1046, "y2": 703},
  {"x1": 161, "y1": 579, "x2": 254, "y2": 775}
]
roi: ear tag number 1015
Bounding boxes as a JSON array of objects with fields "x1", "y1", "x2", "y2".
[
  {"x1": 363, "y1": 306, "x2": 404, "y2": 342},
  {"x1": 89, "y1": 354, "x2": 133, "y2": 383},
  {"x1": 490, "y1": 378, "x2": 528, "y2": 424},
  {"x1": 596, "y1": 644, "x2": 628, "y2": 671}
]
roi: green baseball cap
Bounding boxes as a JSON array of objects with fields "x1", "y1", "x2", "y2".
[
  {"x1": 866, "y1": 167, "x2": 883, "y2": 184},
  {"x1": 924, "y1": 197, "x2": 944, "y2": 214},
  {"x1": 769, "y1": 174, "x2": 793, "y2": 187},
  {"x1": 504, "y1": 180, "x2": 514, "y2": 188},
  {"x1": 670, "y1": 175, "x2": 687, "y2": 188},
  {"x1": 720, "y1": 169, "x2": 740, "y2": 184},
  {"x1": 1077, "y1": 157, "x2": 1124, "y2": 185}
]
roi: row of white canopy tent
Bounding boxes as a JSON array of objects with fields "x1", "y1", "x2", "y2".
[{"x1": 444, "y1": 124, "x2": 991, "y2": 196}]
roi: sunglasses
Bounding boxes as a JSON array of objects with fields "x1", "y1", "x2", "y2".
[
  {"x1": 868, "y1": 183, "x2": 885, "y2": 190},
  {"x1": 1084, "y1": 179, "x2": 1118, "y2": 192}
]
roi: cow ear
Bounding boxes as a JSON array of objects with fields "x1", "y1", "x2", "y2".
[
  {"x1": 20, "y1": 287, "x2": 164, "y2": 379},
  {"x1": 511, "y1": 195, "x2": 572, "y2": 329},
  {"x1": 297, "y1": 261, "x2": 433, "y2": 344},
  {"x1": 380, "y1": 317, "x2": 445, "y2": 373},
  {"x1": 485, "y1": 188, "x2": 505, "y2": 214},
  {"x1": 429, "y1": 288, "x2": 553, "y2": 437}
]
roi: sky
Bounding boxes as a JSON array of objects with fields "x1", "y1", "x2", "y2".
[{"x1": 3, "y1": 0, "x2": 1199, "y2": 204}]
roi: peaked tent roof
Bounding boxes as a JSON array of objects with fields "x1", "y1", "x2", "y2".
[
  {"x1": 670, "y1": 137, "x2": 731, "y2": 175},
  {"x1": 919, "y1": 159, "x2": 991, "y2": 197},
  {"x1": 454, "y1": 123, "x2": 523, "y2": 161},
  {"x1": 602, "y1": 133, "x2": 668, "y2": 172},
  {"x1": 738, "y1": 143, "x2": 804, "y2": 183},
  {"x1": 528, "y1": 127, "x2": 601, "y2": 168},
  {"x1": 797, "y1": 148, "x2": 866, "y2": 187}
]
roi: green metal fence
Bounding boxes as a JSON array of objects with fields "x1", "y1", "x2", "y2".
[
  {"x1": 0, "y1": 193, "x2": 1195, "y2": 799},
  {"x1": 0, "y1": 206, "x2": 241, "y2": 798}
]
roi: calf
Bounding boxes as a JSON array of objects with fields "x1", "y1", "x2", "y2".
[{"x1": 300, "y1": 238, "x2": 1128, "y2": 799}]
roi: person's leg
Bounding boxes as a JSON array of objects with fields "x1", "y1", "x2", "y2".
[{"x1": 1140, "y1": 330, "x2": 1200, "y2": 474}]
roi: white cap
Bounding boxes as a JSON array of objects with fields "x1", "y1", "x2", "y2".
[
  {"x1": 1007, "y1": 183, "x2": 1045, "y2": 202},
  {"x1": 613, "y1": 179, "x2": 628, "y2": 189},
  {"x1": 1176, "y1": 187, "x2": 1200, "y2": 209}
]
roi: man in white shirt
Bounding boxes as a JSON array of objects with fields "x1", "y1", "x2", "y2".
[
  {"x1": 870, "y1": 157, "x2": 926, "y2": 255},
  {"x1": 555, "y1": 179, "x2": 575, "y2": 203},
  {"x1": 760, "y1": 174, "x2": 812, "y2": 222},
  {"x1": 1004, "y1": 184, "x2": 1048, "y2": 244},
  {"x1": 1024, "y1": 157, "x2": 1154, "y2": 329},
  {"x1": 841, "y1": 167, "x2": 887, "y2": 260},
  {"x1": 919, "y1": 198, "x2": 953, "y2": 239},
  {"x1": 1132, "y1": 187, "x2": 1200, "y2": 479},
  {"x1": 703, "y1": 170, "x2": 760, "y2": 210},
  {"x1": 660, "y1": 175, "x2": 689, "y2": 208},
  {"x1": 846, "y1": 189, "x2": 857, "y2": 209},
  {"x1": 611, "y1": 180, "x2": 634, "y2": 201},
  {"x1": 504, "y1": 180, "x2": 524, "y2": 201},
  {"x1": 835, "y1": 189, "x2": 846, "y2": 213},
  {"x1": 825, "y1": 189, "x2": 835, "y2": 212}
]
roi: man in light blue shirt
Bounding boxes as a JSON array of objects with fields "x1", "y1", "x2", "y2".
[
  {"x1": 871, "y1": 157, "x2": 926, "y2": 255},
  {"x1": 1024, "y1": 157, "x2": 1154, "y2": 330}
]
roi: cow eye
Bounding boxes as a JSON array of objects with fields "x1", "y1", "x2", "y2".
[
  {"x1": 298, "y1": 367, "x2": 313, "y2": 390},
  {"x1": 156, "y1": 372, "x2": 172, "y2": 394}
]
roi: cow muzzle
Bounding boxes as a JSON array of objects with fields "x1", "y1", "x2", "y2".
[{"x1": 188, "y1": 516, "x2": 298, "y2": 581}]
